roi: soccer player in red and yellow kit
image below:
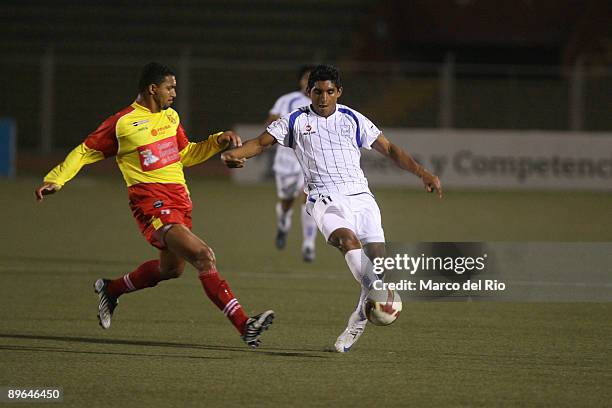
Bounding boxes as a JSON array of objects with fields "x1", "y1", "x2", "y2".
[{"x1": 35, "y1": 62, "x2": 274, "y2": 348}]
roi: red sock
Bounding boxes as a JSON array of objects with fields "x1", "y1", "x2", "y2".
[
  {"x1": 198, "y1": 268, "x2": 249, "y2": 334},
  {"x1": 107, "y1": 260, "x2": 161, "y2": 298}
]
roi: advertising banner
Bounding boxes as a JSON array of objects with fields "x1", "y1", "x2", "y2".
[{"x1": 233, "y1": 125, "x2": 612, "y2": 191}]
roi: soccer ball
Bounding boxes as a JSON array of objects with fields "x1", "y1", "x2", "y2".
[{"x1": 364, "y1": 289, "x2": 402, "y2": 326}]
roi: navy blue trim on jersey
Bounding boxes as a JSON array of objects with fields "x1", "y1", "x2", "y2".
[
  {"x1": 339, "y1": 107, "x2": 361, "y2": 148},
  {"x1": 287, "y1": 108, "x2": 308, "y2": 148}
]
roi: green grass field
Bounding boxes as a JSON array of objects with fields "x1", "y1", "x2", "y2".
[{"x1": 1, "y1": 177, "x2": 611, "y2": 407}]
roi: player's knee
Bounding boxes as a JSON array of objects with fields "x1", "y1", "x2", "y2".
[
  {"x1": 329, "y1": 229, "x2": 361, "y2": 253},
  {"x1": 193, "y1": 245, "x2": 216, "y2": 271},
  {"x1": 338, "y1": 235, "x2": 361, "y2": 253}
]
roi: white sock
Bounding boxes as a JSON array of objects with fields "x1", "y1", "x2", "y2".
[
  {"x1": 345, "y1": 249, "x2": 382, "y2": 324},
  {"x1": 275, "y1": 202, "x2": 292, "y2": 232},
  {"x1": 344, "y1": 249, "x2": 381, "y2": 291},
  {"x1": 301, "y1": 204, "x2": 317, "y2": 249}
]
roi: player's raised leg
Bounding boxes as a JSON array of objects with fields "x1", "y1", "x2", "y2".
[
  {"x1": 307, "y1": 195, "x2": 381, "y2": 351},
  {"x1": 343, "y1": 196, "x2": 388, "y2": 322},
  {"x1": 327, "y1": 227, "x2": 383, "y2": 352},
  {"x1": 164, "y1": 224, "x2": 274, "y2": 348}
]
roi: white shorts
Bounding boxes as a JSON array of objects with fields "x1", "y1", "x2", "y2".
[
  {"x1": 275, "y1": 173, "x2": 304, "y2": 200},
  {"x1": 306, "y1": 193, "x2": 385, "y2": 244}
]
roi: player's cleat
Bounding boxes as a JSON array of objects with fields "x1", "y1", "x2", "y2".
[
  {"x1": 302, "y1": 246, "x2": 315, "y2": 263},
  {"x1": 334, "y1": 311, "x2": 367, "y2": 353},
  {"x1": 94, "y1": 278, "x2": 118, "y2": 329},
  {"x1": 275, "y1": 230, "x2": 287, "y2": 249},
  {"x1": 242, "y1": 310, "x2": 275, "y2": 348}
]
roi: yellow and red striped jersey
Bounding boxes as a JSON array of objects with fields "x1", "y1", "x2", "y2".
[{"x1": 44, "y1": 102, "x2": 226, "y2": 188}]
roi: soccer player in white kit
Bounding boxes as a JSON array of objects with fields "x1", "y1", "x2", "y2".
[
  {"x1": 265, "y1": 65, "x2": 318, "y2": 262},
  {"x1": 222, "y1": 65, "x2": 442, "y2": 352}
]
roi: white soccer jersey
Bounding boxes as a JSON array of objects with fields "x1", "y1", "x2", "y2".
[
  {"x1": 267, "y1": 104, "x2": 382, "y2": 196},
  {"x1": 269, "y1": 91, "x2": 311, "y2": 175}
]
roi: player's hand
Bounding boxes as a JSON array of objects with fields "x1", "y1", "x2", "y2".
[
  {"x1": 421, "y1": 171, "x2": 443, "y2": 199},
  {"x1": 218, "y1": 131, "x2": 243, "y2": 149},
  {"x1": 35, "y1": 182, "x2": 60, "y2": 202},
  {"x1": 220, "y1": 151, "x2": 246, "y2": 168}
]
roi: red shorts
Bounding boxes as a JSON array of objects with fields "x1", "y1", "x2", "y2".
[{"x1": 128, "y1": 183, "x2": 192, "y2": 249}]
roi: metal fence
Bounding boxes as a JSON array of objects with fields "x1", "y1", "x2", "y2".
[{"x1": 1, "y1": 50, "x2": 610, "y2": 151}]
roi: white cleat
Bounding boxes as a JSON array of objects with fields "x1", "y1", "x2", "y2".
[{"x1": 334, "y1": 311, "x2": 367, "y2": 353}]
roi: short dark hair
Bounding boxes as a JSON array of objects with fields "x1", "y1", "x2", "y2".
[
  {"x1": 138, "y1": 62, "x2": 176, "y2": 93},
  {"x1": 307, "y1": 64, "x2": 342, "y2": 91},
  {"x1": 298, "y1": 64, "x2": 316, "y2": 81}
]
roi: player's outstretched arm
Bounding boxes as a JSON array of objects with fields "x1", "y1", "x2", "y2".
[
  {"x1": 34, "y1": 142, "x2": 106, "y2": 202},
  {"x1": 372, "y1": 134, "x2": 443, "y2": 198},
  {"x1": 221, "y1": 131, "x2": 277, "y2": 168}
]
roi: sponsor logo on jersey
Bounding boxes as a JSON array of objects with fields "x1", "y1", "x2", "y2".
[
  {"x1": 151, "y1": 124, "x2": 172, "y2": 137},
  {"x1": 132, "y1": 119, "x2": 150, "y2": 127},
  {"x1": 301, "y1": 124, "x2": 316, "y2": 136},
  {"x1": 139, "y1": 149, "x2": 160, "y2": 167},
  {"x1": 137, "y1": 136, "x2": 180, "y2": 171},
  {"x1": 153, "y1": 200, "x2": 164, "y2": 208}
]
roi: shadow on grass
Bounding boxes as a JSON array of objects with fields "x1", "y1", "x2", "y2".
[
  {"x1": 0, "y1": 344, "x2": 227, "y2": 360},
  {"x1": 0, "y1": 333, "x2": 330, "y2": 359}
]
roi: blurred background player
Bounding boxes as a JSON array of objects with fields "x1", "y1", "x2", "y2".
[
  {"x1": 222, "y1": 64, "x2": 442, "y2": 352},
  {"x1": 265, "y1": 65, "x2": 318, "y2": 262},
  {"x1": 35, "y1": 62, "x2": 274, "y2": 348}
]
